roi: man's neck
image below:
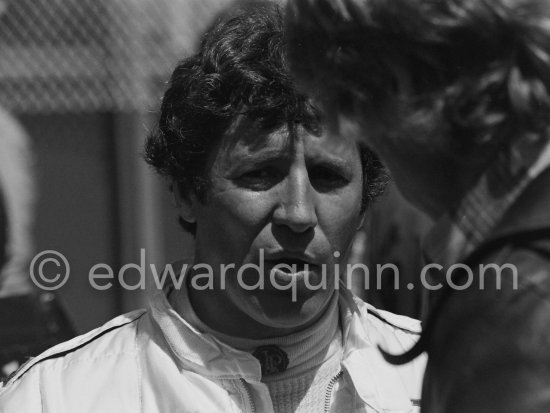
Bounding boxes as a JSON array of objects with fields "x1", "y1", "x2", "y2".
[{"x1": 171, "y1": 270, "x2": 332, "y2": 339}]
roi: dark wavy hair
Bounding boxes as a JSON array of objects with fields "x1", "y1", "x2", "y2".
[
  {"x1": 286, "y1": 0, "x2": 550, "y2": 154},
  {"x1": 144, "y1": 0, "x2": 387, "y2": 234}
]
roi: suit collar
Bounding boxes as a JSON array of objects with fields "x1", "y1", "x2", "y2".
[{"x1": 150, "y1": 284, "x2": 415, "y2": 412}]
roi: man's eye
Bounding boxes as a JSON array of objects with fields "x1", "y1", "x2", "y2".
[
  {"x1": 309, "y1": 166, "x2": 349, "y2": 190},
  {"x1": 242, "y1": 169, "x2": 274, "y2": 180},
  {"x1": 237, "y1": 167, "x2": 282, "y2": 190}
]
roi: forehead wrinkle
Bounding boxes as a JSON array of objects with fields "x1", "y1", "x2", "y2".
[
  {"x1": 223, "y1": 118, "x2": 295, "y2": 151},
  {"x1": 212, "y1": 136, "x2": 294, "y2": 178},
  {"x1": 222, "y1": 125, "x2": 296, "y2": 161}
]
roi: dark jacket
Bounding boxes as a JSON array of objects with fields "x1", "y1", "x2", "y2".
[{"x1": 422, "y1": 167, "x2": 550, "y2": 412}]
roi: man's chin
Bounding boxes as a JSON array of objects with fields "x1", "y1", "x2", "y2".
[{"x1": 246, "y1": 291, "x2": 333, "y2": 330}]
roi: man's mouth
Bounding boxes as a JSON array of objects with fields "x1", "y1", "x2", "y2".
[{"x1": 269, "y1": 258, "x2": 311, "y2": 273}]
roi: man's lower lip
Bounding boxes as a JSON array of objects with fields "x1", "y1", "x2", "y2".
[{"x1": 269, "y1": 268, "x2": 319, "y2": 285}]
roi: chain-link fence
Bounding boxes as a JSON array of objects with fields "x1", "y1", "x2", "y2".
[{"x1": 0, "y1": 0, "x2": 228, "y2": 113}]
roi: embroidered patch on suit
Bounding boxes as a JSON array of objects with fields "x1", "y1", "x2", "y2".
[{"x1": 252, "y1": 345, "x2": 289, "y2": 375}]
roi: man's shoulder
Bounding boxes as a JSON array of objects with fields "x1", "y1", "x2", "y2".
[
  {"x1": 1, "y1": 309, "x2": 147, "y2": 392},
  {"x1": 351, "y1": 295, "x2": 423, "y2": 354},
  {"x1": 347, "y1": 295, "x2": 426, "y2": 407},
  {"x1": 354, "y1": 295, "x2": 421, "y2": 334}
]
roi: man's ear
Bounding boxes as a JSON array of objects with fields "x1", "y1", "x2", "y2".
[{"x1": 173, "y1": 183, "x2": 197, "y2": 224}]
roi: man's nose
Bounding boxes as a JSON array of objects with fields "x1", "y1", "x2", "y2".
[{"x1": 273, "y1": 169, "x2": 318, "y2": 233}]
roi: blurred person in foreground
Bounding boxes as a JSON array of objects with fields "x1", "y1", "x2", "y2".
[
  {"x1": 0, "y1": 107, "x2": 74, "y2": 379},
  {"x1": 0, "y1": 106, "x2": 35, "y2": 298},
  {"x1": 0, "y1": 2, "x2": 425, "y2": 412},
  {"x1": 0, "y1": 107, "x2": 36, "y2": 376},
  {"x1": 0, "y1": 0, "x2": 73, "y2": 382},
  {"x1": 286, "y1": 0, "x2": 550, "y2": 411}
]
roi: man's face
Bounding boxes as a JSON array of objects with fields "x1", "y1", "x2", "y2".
[{"x1": 189, "y1": 125, "x2": 364, "y2": 334}]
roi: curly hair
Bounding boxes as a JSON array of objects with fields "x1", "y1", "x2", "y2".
[
  {"x1": 144, "y1": 0, "x2": 387, "y2": 234},
  {"x1": 286, "y1": 0, "x2": 550, "y2": 154}
]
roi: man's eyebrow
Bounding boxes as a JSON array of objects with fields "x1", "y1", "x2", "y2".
[
  {"x1": 307, "y1": 153, "x2": 356, "y2": 179},
  {"x1": 235, "y1": 148, "x2": 291, "y2": 165},
  {"x1": 308, "y1": 154, "x2": 350, "y2": 170}
]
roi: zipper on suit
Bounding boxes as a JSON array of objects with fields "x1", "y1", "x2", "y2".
[
  {"x1": 239, "y1": 378, "x2": 256, "y2": 413},
  {"x1": 324, "y1": 370, "x2": 343, "y2": 413}
]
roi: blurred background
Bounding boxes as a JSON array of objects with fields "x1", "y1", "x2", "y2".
[{"x1": 0, "y1": 0, "x2": 431, "y2": 377}]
